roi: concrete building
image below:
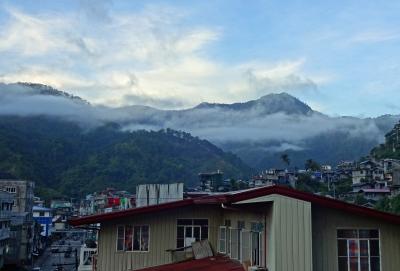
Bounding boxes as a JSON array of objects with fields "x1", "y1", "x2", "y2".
[
  {"x1": 352, "y1": 161, "x2": 384, "y2": 184},
  {"x1": 51, "y1": 199, "x2": 73, "y2": 232},
  {"x1": 0, "y1": 180, "x2": 34, "y2": 213},
  {"x1": 0, "y1": 179, "x2": 35, "y2": 268},
  {"x1": 70, "y1": 185, "x2": 400, "y2": 271},
  {"x1": 199, "y1": 171, "x2": 223, "y2": 192},
  {"x1": 249, "y1": 169, "x2": 296, "y2": 188},
  {"x1": 32, "y1": 206, "x2": 53, "y2": 238},
  {"x1": 0, "y1": 190, "x2": 14, "y2": 268}
]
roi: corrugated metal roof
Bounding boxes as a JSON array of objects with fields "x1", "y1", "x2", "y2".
[
  {"x1": 134, "y1": 256, "x2": 245, "y2": 271},
  {"x1": 69, "y1": 185, "x2": 400, "y2": 226}
]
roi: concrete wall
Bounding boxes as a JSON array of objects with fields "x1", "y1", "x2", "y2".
[{"x1": 312, "y1": 205, "x2": 400, "y2": 271}]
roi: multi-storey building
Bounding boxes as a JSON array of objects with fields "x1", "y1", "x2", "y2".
[
  {"x1": 199, "y1": 171, "x2": 223, "y2": 192},
  {"x1": 352, "y1": 160, "x2": 384, "y2": 184},
  {"x1": 51, "y1": 199, "x2": 73, "y2": 231},
  {"x1": 0, "y1": 190, "x2": 14, "y2": 268},
  {"x1": 0, "y1": 179, "x2": 35, "y2": 268},
  {"x1": 32, "y1": 206, "x2": 53, "y2": 237}
]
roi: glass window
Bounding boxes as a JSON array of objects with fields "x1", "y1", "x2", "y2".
[
  {"x1": 117, "y1": 226, "x2": 124, "y2": 251},
  {"x1": 125, "y1": 226, "x2": 133, "y2": 251},
  {"x1": 133, "y1": 225, "x2": 149, "y2": 252},
  {"x1": 116, "y1": 225, "x2": 149, "y2": 252},
  {"x1": 337, "y1": 229, "x2": 358, "y2": 239},
  {"x1": 337, "y1": 229, "x2": 380, "y2": 271},
  {"x1": 176, "y1": 219, "x2": 209, "y2": 249},
  {"x1": 219, "y1": 226, "x2": 227, "y2": 254},
  {"x1": 141, "y1": 226, "x2": 149, "y2": 251}
]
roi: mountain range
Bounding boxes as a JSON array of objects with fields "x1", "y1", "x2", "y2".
[
  {"x1": 1, "y1": 82, "x2": 399, "y2": 171},
  {"x1": 0, "y1": 116, "x2": 251, "y2": 198}
]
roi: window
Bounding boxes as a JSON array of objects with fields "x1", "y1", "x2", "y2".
[
  {"x1": 116, "y1": 225, "x2": 149, "y2": 252},
  {"x1": 6, "y1": 187, "x2": 16, "y2": 193},
  {"x1": 219, "y1": 226, "x2": 227, "y2": 253},
  {"x1": 176, "y1": 219, "x2": 208, "y2": 249},
  {"x1": 337, "y1": 229, "x2": 380, "y2": 271},
  {"x1": 237, "y1": 221, "x2": 245, "y2": 260}
]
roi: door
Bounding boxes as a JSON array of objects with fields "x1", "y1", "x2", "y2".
[{"x1": 184, "y1": 226, "x2": 201, "y2": 247}]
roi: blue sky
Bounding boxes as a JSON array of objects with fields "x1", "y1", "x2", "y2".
[{"x1": 0, "y1": 0, "x2": 400, "y2": 117}]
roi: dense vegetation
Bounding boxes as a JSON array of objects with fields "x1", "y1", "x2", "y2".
[
  {"x1": 371, "y1": 144, "x2": 400, "y2": 160},
  {"x1": 0, "y1": 116, "x2": 252, "y2": 199},
  {"x1": 375, "y1": 195, "x2": 400, "y2": 215}
]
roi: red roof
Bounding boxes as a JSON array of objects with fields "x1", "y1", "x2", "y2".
[
  {"x1": 135, "y1": 256, "x2": 244, "y2": 271},
  {"x1": 69, "y1": 185, "x2": 400, "y2": 226}
]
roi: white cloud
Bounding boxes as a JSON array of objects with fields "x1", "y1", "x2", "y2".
[
  {"x1": 349, "y1": 30, "x2": 400, "y2": 44},
  {"x1": 0, "y1": 4, "x2": 324, "y2": 109}
]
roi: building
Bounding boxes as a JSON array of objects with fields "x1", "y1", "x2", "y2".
[
  {"x1": 199, "y1": 171, "x2": 223, "y2": 192},
  {"x1": 32, "y1": 206, "x2": 53, "y2": 238},
  {"x1": 350, "y1": 188, "x2": 391, "y2": 202},
  {"x1": 352, "y1": 160, "x2": 384, "y2": 184},
  {"x1": 80, "y1": 189, "x2": 136, "y2": 216},
  {"x1": 51, "y1": 199, "x2": 73, "y2": 231},
  {"x1": 0, "y1": 180, "x2": 34, "y2": 213},
  {"x1": 0, "y1": 190, "x2": 14, "y2": 269},
  {"x1": 249, "y1": 169, "x2": 296, "y2": 188},
  {"x1": 0, "y1": 180, "x2": 35, "y2": 268},
  {"x1": 70, "y1": 185, "x2": 400, "y2": 271}
]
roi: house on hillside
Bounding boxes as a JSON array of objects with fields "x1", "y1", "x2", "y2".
[
  {"x1": 352, "y1": 160, "x2": 384, "y2": 184},
  {"x1": 69, "y1": 185, "x2": 400, "y2": 271}
]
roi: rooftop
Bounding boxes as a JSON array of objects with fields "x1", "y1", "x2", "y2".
[
  {"x1": 135, "y1": 256, "x2": 244, "y2": 271},
  {"x1": 33, "y1": 206, "x2": 52, "y2": 212},
  {"x1": 69, "y1": 185, "x2": 400, "y2": 226}
]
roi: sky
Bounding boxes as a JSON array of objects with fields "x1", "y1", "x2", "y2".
[{"x1": 0, "y1": 0, "x2": 400, "y2": 117}]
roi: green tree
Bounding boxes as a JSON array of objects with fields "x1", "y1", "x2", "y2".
[
  {"x1": 281, "y1": 153, "x2": 290, "y2": 167},
  {"x1": 354, "y1": 194, "x2": 368, "y2": 206},
  {"x1": 305, "y1": 159, "x2": 321, "y2": 171}
]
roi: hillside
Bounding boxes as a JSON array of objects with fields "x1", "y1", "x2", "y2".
[
  {"x1": 1, "y1": 82, "x2": 399, "y2": 170},
  {"x1": 0, "y1": 116, "x2": 252, "y2": 198},
  {"x1": 371, "y1": 121, "x2": 400, "y2": 159}
]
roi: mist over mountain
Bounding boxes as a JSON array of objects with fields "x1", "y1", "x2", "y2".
[
  {"x1": 1, "y1": 82, "x2": 399, "y2": 169},
  {"x1": 194, "y1": 92, "x2": 314, "y2": 115}
]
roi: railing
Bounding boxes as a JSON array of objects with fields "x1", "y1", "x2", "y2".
[
  {"x1": 0, "y1": 210, "x2": 11, "y2": 219},
  {"x1": 78, "y1": 246, "x2": 97, "y2": 271},
  {"x1": 0, "y1": 228, "x2": 10, "y2": 240},
  {"x1": 166, "y1": 245, "x2": 194, "y2": 263}
]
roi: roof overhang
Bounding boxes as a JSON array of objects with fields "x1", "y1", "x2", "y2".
[{"x1": 69, "y1": 185, "x2": 400, "y2": 226}]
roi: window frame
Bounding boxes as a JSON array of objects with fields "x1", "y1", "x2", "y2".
[
  {"x1": 218, "y1": 226, "x2": 227, "y2": 254},
  {"x1": 6, "y1": 187, "x2": 16, "y2": 193},
  {"x1": 116, "y1": 224, "x2": 150, "y2": 253},
  {"x1": 176, "y1": 218, "x2": 209, "y2": 249},
  {"x1": 336, "y1": 228, "x2": 381, "y2": 271}
]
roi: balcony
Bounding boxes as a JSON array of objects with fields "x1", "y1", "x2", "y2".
[
  {"x1": 78, "y1": 246, "x2": 97, "y2": 271},
  {"x1": 0, "y1": 210, "x2": 11, "y2": 220},
  {"x1": 0, "y1": 228, "x2": 10, "y2": 240}
]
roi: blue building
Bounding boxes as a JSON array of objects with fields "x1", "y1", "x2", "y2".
[{"x1": 32, "y1": 206, "x2": 53, "y2": 237}]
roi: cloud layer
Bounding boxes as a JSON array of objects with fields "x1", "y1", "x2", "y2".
[{"x1": 0, "y1": 4, "x2": 321, "y2": 109}]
